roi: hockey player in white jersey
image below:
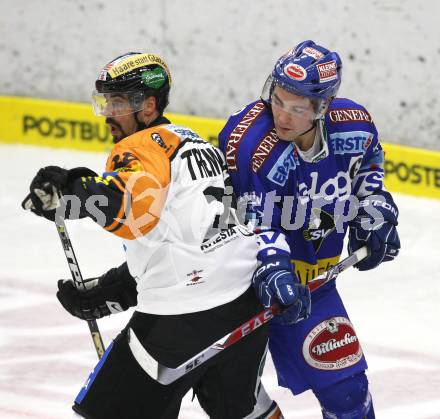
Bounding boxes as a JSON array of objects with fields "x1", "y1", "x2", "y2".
[{"x1": 22, "y1": 52, "x2": 279, "y2": 419}]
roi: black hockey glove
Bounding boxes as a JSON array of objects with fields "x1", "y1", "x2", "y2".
[
  {"x1": 56, "y1": 262, "x2": 137, "y2": 321},
  {"x1": 348, "y1": 192, "x2": 400, "y2": 271},
  {"x1": 21, "y1": 166, "x2": 97, "y2": 221}
]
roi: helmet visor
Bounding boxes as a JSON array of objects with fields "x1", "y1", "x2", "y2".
[
  {"x1": 91, "y1": 90, "x2": 145, "y2": 117},
  {"x1": 261, "y1": 76, "x2": 326, "y2": 120}
]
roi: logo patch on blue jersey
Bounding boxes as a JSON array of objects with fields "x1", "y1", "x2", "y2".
[
  {"x1": 267, "y1": 144, "x2": 298, "y2": 186},
  {"x1": 329, "y1": 131, "x2": 373, "y2": 155}
]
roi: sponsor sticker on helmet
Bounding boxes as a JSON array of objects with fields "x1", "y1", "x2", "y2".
[
  {"x1": 107, "y1": 53, "x2": 172, "y2": 84},
  {"x1": 317, "y1": 61, "x2": 338, "y2": 83},
  {"x1": 142, "y1": 68, "x2": 167, "y2": 89},
  {"x1": 284, "y1": 64, "x2": 307, "y2": 81},
  {"x1": 302, "y1": 317, "x2": 363, "y2": 370},
  {"x1": 303, "y1": 47, "x2": 324, "y2": 60},
  {"x1": 97, "y1": 63, "x2": 114, "y2": 81}
]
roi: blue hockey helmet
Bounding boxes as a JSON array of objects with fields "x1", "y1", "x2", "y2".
[
  {"x1": 262, "y1": 40, "x2": 342, "y2": 118},
  {"x1": 275, "y1": 40, "x2": 342, "y2": 98}
]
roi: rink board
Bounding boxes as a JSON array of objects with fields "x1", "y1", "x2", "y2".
[{"x1": 1, "y1": 95, "x2": 439, "y2": 199}]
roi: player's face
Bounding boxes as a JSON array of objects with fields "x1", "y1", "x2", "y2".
[
  {"x1": 103, "y1": 95, "x2": 140, "y2": 143},
  {"x1": 105, "y1": 113, "x2": 139, "y2": 144},
  {"x1": 271, "y1": 86, "x2": 315, "y2": 141}
]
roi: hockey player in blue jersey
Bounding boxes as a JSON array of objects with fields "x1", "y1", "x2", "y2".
[{"x1": 219, "y1": 40, "x2": 400, "y2": 419}]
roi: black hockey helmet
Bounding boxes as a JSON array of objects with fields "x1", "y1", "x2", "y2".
[{"x1": 92, "y1": 52, "x2": 172, "y2": 116}]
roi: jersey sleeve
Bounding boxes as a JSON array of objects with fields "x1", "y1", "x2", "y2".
[
  {"x1": 70, "y1": 130, "x2": 175, "y2": 240},
  {"x1": 349, "y1": 110, "x2": 386, "y2": 198},
  {"x1": 219, "y1": 117, "x2": 291, "y2": 261},
  {"x1": 244, "y1": 175, "x2": 293, "y2": 260}
]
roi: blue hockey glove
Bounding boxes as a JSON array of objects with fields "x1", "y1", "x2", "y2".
[
  {"x1": 348, "y1": 192, "x2": 400, "y2": 271},
  {"x1": 252, "y1": 254, "x2": 311, "y2": 325}
]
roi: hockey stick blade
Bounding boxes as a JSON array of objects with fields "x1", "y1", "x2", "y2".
[{"x1": 128, "y1": 246, "x2": 369, "y2": 385}]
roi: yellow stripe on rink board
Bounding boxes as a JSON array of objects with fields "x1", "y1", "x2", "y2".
[
  {"x1": 0, "y1": 95, "x2": 225, "y2": 152},
  {"x1": 0, "y1": 96, "x2": 113, "y2": 152},
  {"x1": 0, "y1": 95, "x2": 439, "y2": 199},
  {"x1": 383, "y1": 143, "x2": 440, "y2": 199}
]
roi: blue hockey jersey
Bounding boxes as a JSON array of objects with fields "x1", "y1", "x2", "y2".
[{"x1": 219, "y1": 98, "x2": 386, "y2": 284}]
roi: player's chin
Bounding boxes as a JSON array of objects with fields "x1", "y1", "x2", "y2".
[
  {"x1": 112, "y1": 134, "x2": 124, "y2": 144},
  {"x1": 109, "y1": 131, "x2": 121, "y2": 143},
  {"x1": 275, "y1": 127, "x2": 296, "y2": 142},
  {"x1": 109, "y1": 127, "x2": 123, "y2": 143}
]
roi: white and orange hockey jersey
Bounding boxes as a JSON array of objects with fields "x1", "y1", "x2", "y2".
[{"x1": 71, "y1": 122, "x2": 258, "y2": 315}]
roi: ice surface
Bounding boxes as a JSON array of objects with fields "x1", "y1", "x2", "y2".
[{"x1": 1, "y1": 144, "x2": 439, "y2": 418}]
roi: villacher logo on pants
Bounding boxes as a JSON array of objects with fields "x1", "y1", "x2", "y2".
[{"x1": 302, "y1": 317, "x2": 363, "y2": 370}]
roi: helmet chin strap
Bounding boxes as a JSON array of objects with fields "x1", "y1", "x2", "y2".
[
  {"x1": 292, "y1": 97, "x2": 330, "y2": 139},
  {"x1": 295, "y1": 120, "x2": 316, "y2": 139}
]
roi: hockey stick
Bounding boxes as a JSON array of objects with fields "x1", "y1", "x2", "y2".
[
  {"x1": 22, "y1": 190, "x2": 106, "y2": 358},
  {"x1": 307, "y1": 245, "x2": 369, "y2": 292},
  {"x1": 128, "y1": 246, "x2": 368, "y2": 385},
  {"x1": 54, "y1": 215, "x2": 106, "y2": 359}
]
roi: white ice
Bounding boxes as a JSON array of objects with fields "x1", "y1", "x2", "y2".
[{"x1": 1, "y1": 144, "x2": 439, "y2": 419}]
